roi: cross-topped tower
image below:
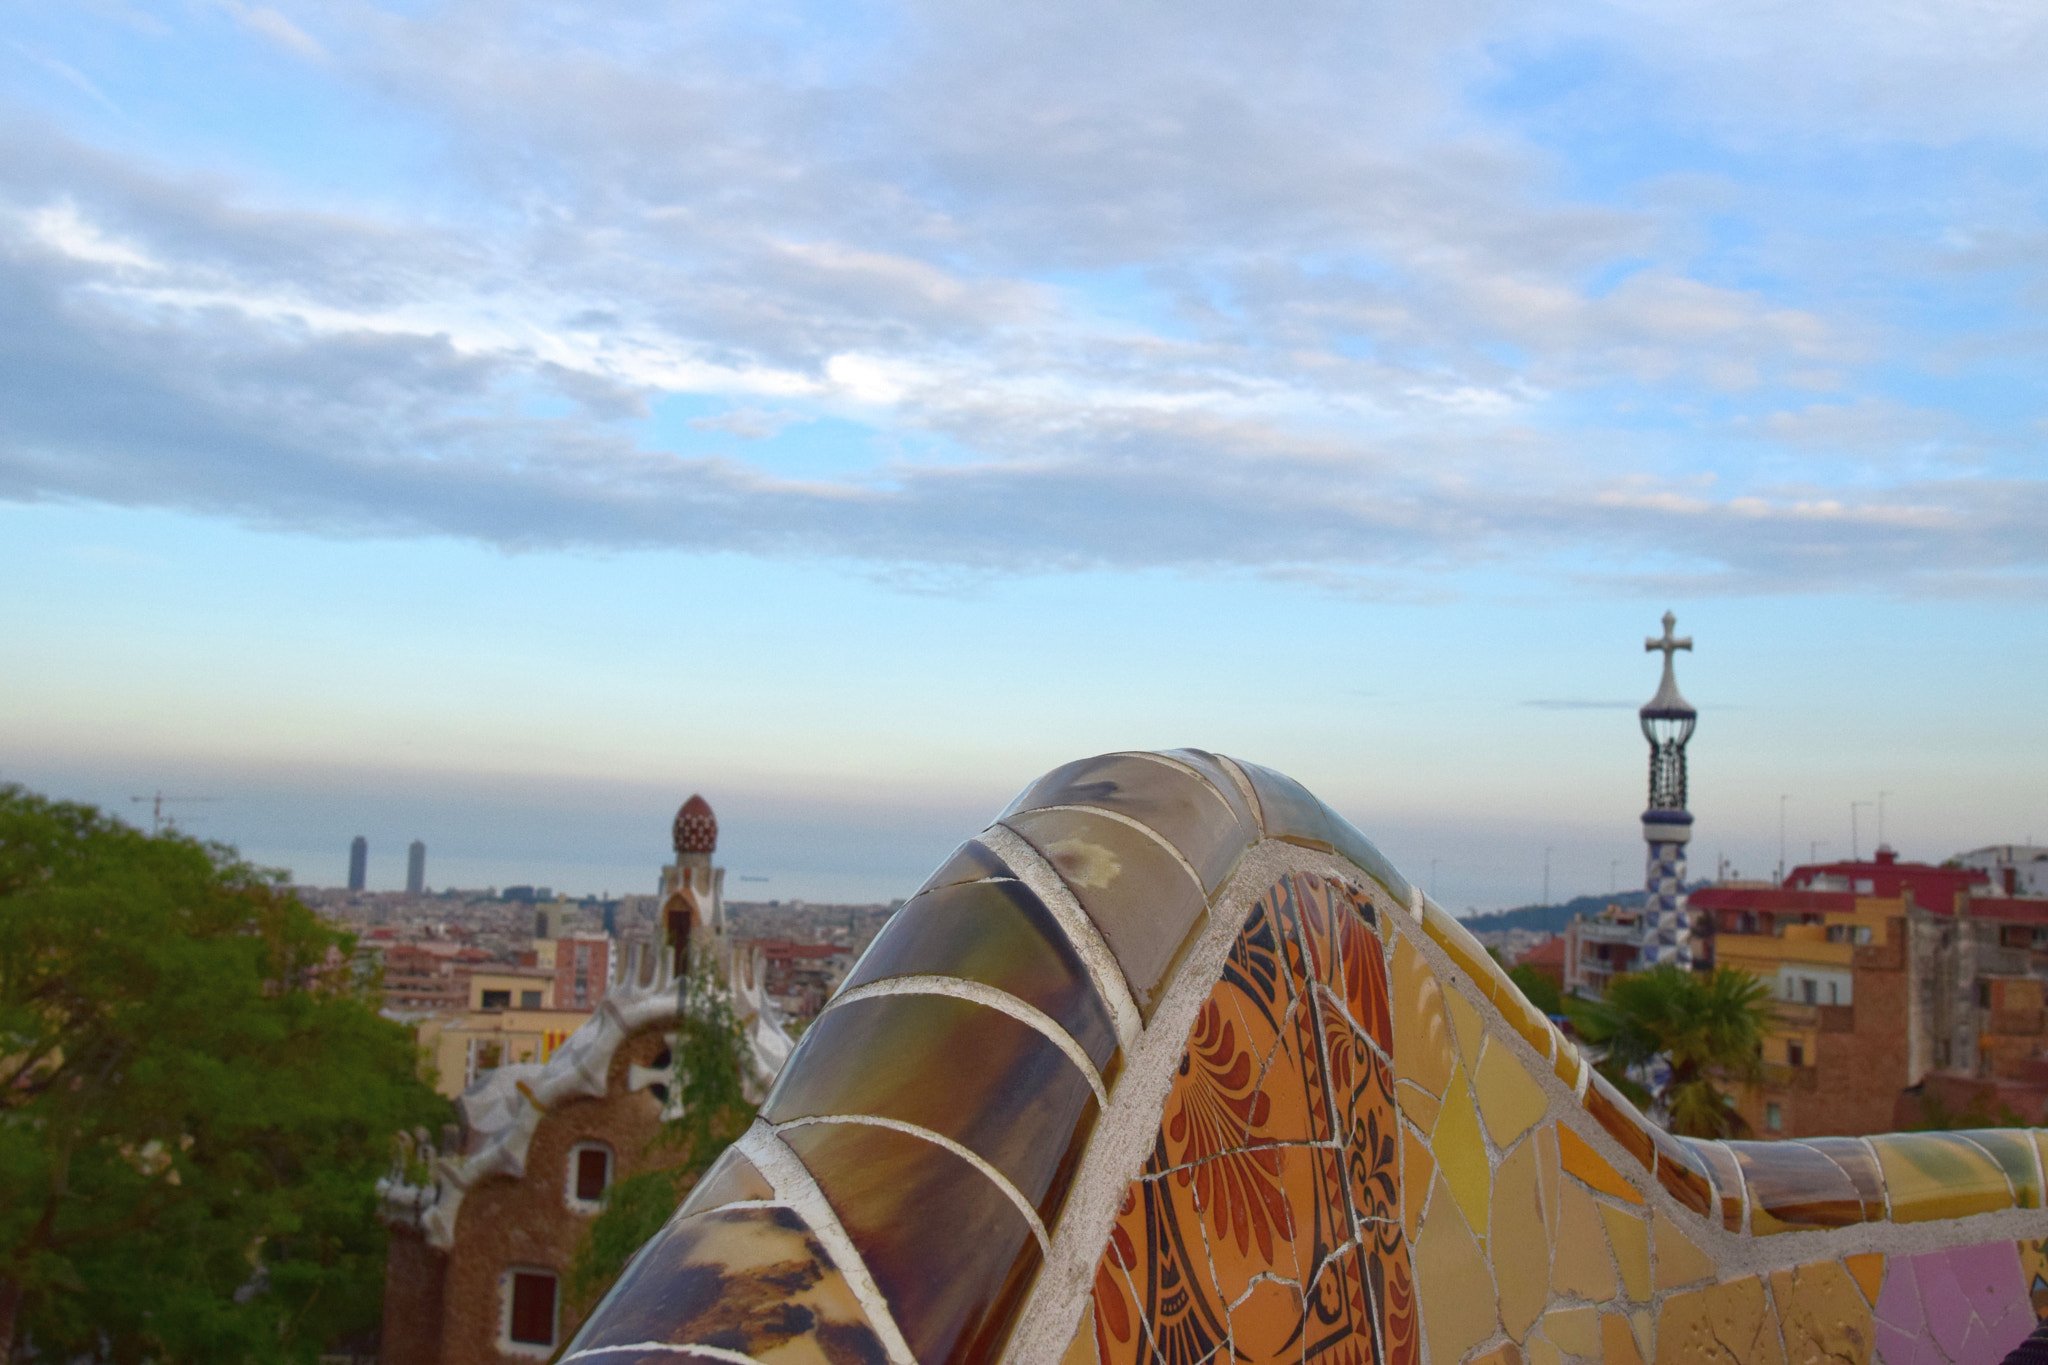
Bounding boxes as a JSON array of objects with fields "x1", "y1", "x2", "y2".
[{"x1": 1638, "y1": 611, "x2": 1698, "y2": 969}]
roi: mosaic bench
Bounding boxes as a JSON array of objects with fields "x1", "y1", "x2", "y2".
[{"x1": 560, "y1": 751, "x2": 2048, "y2": 1365}]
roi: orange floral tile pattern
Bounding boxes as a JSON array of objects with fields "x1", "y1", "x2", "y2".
[{"x1": 1091, "y1": 874, "x2": 1416, "y2": 1365}]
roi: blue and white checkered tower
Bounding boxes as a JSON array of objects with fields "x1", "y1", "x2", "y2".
[{"x1": 1639, "y1": 612, "x2": 1697, "y2": 967}]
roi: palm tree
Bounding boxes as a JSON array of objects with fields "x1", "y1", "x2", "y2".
[{"x1": 1572, "y1": 965, "x2": 1773, "y2": 1138}]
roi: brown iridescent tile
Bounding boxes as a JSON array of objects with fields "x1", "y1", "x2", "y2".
[
  {"x1": 1725, "y1": 1140, "x2": 1866, "y2": 1233},
  {"x1": 1161, "y1": 748, "x2": 1260, "y2": 828},
  {"x1": 916, "y1": 839, "x2": 1013, "y2": 894},
  {"x1": 1644, "y1": 1123, "x2": 1714, "y2": 1219},
  {"x1": 838, "y1": 877, "x2": 1119, "y2": 1069},
  {"x1": 785, "y1": 1121, "x2": 1041, "y2": 1365},
  {"x1": 1801, "y1": 1137, "x2": 1886, "y2": 1222},
  {"x1": 1234, "y1": 761, "x2": 1414, "y2": 902},
  {"x1": 1003, "y1": 806, "x2": 1207, "y2": 1017},
  {"x1": 676, "y1": 1144, "x2": 776, "y2": 1218},
  {"x1": 1582, "y1": 1072, "x2": 1657, "y2": 1176},
  {"x1": 562, "y1": 1204, "x2": 889, "y2": 1365},
  {"x1": 1003, "y1": 751, "x2": 1256, "y2": 896},
  {"x1": 764, "y1": 994, "x2": 1097, "y2": 1222},
  {"x1": 1682, "y1": 1138, "x2": 1747, "y2": 1232}
]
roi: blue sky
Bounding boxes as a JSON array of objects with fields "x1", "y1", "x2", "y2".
[{"x1": 3, "y1": 0, "x2": 2046, "y2": 908}]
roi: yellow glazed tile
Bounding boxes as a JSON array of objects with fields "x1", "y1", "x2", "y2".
[
  {"x1": 1844, "y1": 1253, "x2": 1884, "y2": 1306},
  {"x1": 1768, "y1": 1261, "x2": 1871, "y2": 1365},
  {"x1": 1444, "y1": 985, "x2": 1486, "y2": 1068},
  {"x1": 1490, "y1": 1138, "x2": 1549, "y2": 1342},
  {"x1": 1433, "y1": 1065, "x2": 1492, "y2": 1241},
  {"x1": 1601, "y1": 1313, "x2": 1645, "y2": 1365},
  {"x1": 1558, "y1": 1125, "x2": 1643, "y2": 1205},
  {"x1": 1629, "y1": 1310, "x2": 1656, "y2": 1364},
  {"x1": 1654, "y1": 1278, "x2": 1771, "y2": 1365},
  {"x1": 1061, "y1": 1300, "x2": 1099, "y2": 1365},
  {"x1": 1551, "y1": 1039, "x2": 1585, "y2": 1094},
  {"x1": 1415, "y1": 1171, "x2": 1500, "y2": 1365},
  {"x1": 1467, "y1": 1344, "x2": 1522, "y2": 1365},
  {"x1": 1525, "y1": 1337, "x2": 1561, "y2": 1365},
  {"x1": 1599, "y1": 1203, "x2": 1651, "y2": 1303},
  {"x1": 1474, "y1": 1037, "x2": 1551, "y2": 1150},
  {"x1": 1650, "y1": 1210, "x2": 1715, "y2": 1291},
  {"x1": 1535, "y1": 1123, "x2": 1562, "y2": 1248},
  {"x1": 1398, "y1": 1079, "x2": 1443, "y2": 1135},
  {"x1": 1392, "y1": 933, "x2": 1457, "y2": 1099},
  {"x1": 1542, "y1": 1307, "x2": 1598, "y2": 1358},
  {"x1": 1550, "y1": 1179, "x2": 1616, "y2": 1303},
  {"x1": 1868, "y1": 1131, "x2": 2015, "y2": 1223},
  {"x1": 1403, "y1": 1124, "x2": 1436, "y2": 1242},
  {"x1": 1959, "y1": 1129, "x2": 2044, "y2": 1209}
]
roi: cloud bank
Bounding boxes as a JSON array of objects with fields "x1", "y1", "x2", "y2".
[{"x1": 3, "y1": 0, "x2": 2047, "y2": 596}]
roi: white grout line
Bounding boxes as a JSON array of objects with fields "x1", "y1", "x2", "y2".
[
  {"x1": 562, "y1": 1346, "x2": 766, "y2": 1365},
  {"x1": 980, "y1": 822, "x2": 1144, "y2": 1052},
  {"x1": 734, "y1": 1122, "x2": 919, "y2": 1365},
  {"x1": 829, "y1": 976, "x2": 1110, "y2": 1108},
  {"x1": 1013, "y1": 802, "x2": 1211, "y2": 901},
  {"x1": 772, "y1": 1113, "x2": 1052, "y2": 1256}
]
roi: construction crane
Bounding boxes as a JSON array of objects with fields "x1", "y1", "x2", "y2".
[{"x1": 130, "y1": 791, "x2": 220, "y2": 835}]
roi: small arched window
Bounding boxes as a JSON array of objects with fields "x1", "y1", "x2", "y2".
[{"x1": 567, "y1": 1141, "x2": 613, "y2": 1212}]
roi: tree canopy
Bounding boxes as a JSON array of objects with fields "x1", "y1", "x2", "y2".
[
  {"x1": 1569, "y1": 964, "x2": 1773, "y2": 1138},
  {"x1": 0, "y1": 786, "x2": 450, "y2": 1362}
]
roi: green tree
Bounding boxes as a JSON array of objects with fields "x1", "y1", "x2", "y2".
[
  {"x1": 1570, "y1": 964, "x2": 1773, "y2": 1139},
  {"x1": 0, "y1": 786, "x2": 450, "y2": 1361},
  {"x1": 566, "y1": 952, "x2": 758, "y2": 1312},
  {"x1": 1508, "y1": 963, "x2": 1564, "y2": 1017}
]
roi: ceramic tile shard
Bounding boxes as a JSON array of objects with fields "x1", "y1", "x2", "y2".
[
  {"x1": 1868, "y1": 1131, "x2": 2016, "y2": 1223},
  {"x1": 1844, "y1": 1253, "x2": 1884, "y2": 1307},
  {"x1": 1557, "y1": 1125, "x2": 1642, "y2": 1206},
  {"x1": 676, "y1": 1145, "x2": 778, "y2": 1218},
  {"x1": 1768, "y1": 1261, "x2": 1872, "y2": 1365},
  {"x1": 915, "y1": 839, "x2": 1013, "y2": 894},
  {"x1": 1601, "y1": 1311, "x2": 1645, "y2": 1365},
  {"x1": 558, "y1": 1205, "x2": 888, "y2": 1365},
  {"x1": 1653, "y1": 1277, "x2": 1775, "y2": 1365},
  {"x1": 1684, "y1": 1139, "x2": 1746, "y2": 1233},
  {"x1": 1002, "y1": 752, "x2": 1255, "y2": 897},
  {"x1": 838, "y1": 875, "x2": 1120, "y2": 1070},
  {"x1": 1414, "y1": 1171, "x2": 1499, "y2": 1365},
  {"x1": 1599, "y1": 1202, "x2": 1651, "y2": 1303},
  {"x1": 1490, "y1": 1138, "x2": 1549, "y2": 1342},
  {"x1": 1233, "y1": 760, "x2": 1413, "y2": 905},
  {"x1": 1550, "y1": 1179, "x2": 1617, "y2": 1303},
  {"x1": 1799, "y1": 1137, "x2": 1886, "y2": 1224},
  {"x1": 1649, "y1": 1210, "x2": 1715, "y2": 1291},
  {"x1": 1391, "y1": 935, "x2": 1458, "y2": 1100},
  {"x1": 763, "y1": 994, "x2": 1097, "y2": 1223},
  {"x1": 782, "y1": 1121, "x2": 1040, "y2": 1365},
  {"x1": 1957, "y1": 1129, "x2": 2044, "y2": 1210},
  {"x1": 1473, "y1": 1038, "x2": 1550, "y2": 1150},
  {"x1": 1431, "y1": 1066, "x2": 1491, "y2": 1241},
  {"x1": 1004, "y1": 806, "x2": 1208, "y2": 1018},
  {"x1": 1581, "y1": 1073, "x2": 1656, "y2": 1178},
  {"x1": 1725, "y1": 1140, "x2": 1865, "y2": 1234},
  {"x1": 1540, "y1": 1306, "x2": 1598, "y2": 1359}
]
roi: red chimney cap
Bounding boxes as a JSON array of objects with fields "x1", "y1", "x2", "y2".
[{"x1": 672, "y1": 794, "x2": 718, "y2": 855}]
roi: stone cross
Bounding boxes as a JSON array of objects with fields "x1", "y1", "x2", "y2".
[{"x1": 1645, "y1": 610, "x2": 1692, "y2": 662}]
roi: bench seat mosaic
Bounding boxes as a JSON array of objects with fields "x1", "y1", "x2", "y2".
[{"x1": 562, "y1": 752, "x2": 2048, "y2": 1365}]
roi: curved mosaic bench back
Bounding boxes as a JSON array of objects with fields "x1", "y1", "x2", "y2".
[{"x1": 563, "y1": 752, "x2": 2048, "y2": 1365}]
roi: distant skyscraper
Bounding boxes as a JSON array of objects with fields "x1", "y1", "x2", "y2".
[
  {"x1": 407, "y1": 840, "x2": 427, "y2": 895},
  {"x1": 1638, "y1": 612, "x2": 1697, "y2": 967},
  {"x1": 348, "y1": 836, "x2": 368, "y2": 892}
]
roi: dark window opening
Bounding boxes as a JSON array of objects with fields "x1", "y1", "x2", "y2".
[
  {"x1": 509, "y1": 1271, "x2": 556, "y2": 1346},
  {"x1": 519, "y1": 990, "x2": 542, "y2": 1009},
  {"x1": 481, "y1": 989, "x2": 512, "y2": 1009},
  {"x1": 575, "y1": 1147, "x2": 611, "y2": 1202},
  {"x1": 1787, "y1": 1041, "x2": 1804, "y2": 1067}
]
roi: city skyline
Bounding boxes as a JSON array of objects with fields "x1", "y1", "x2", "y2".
[{"x1": 4, "y1": 2, "x2": 2046, "y2": 909}]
